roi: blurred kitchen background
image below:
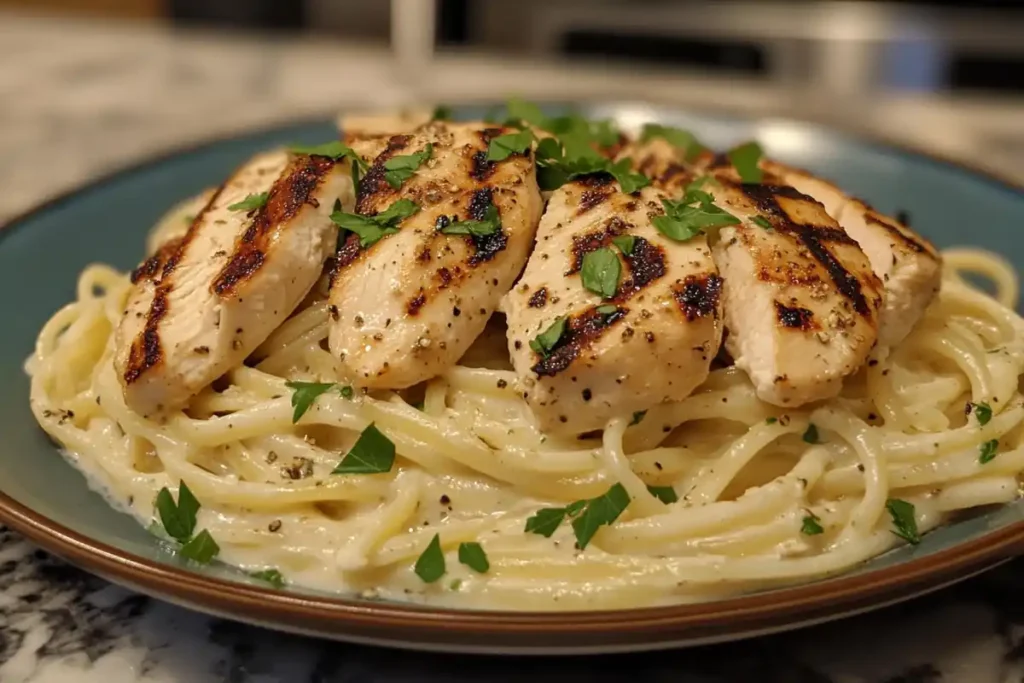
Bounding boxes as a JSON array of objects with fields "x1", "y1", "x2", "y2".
[{"x1": 0, "y1": 0, "x2": 1022, "y2": 220}]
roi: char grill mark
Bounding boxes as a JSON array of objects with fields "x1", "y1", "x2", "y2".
[
  {"x1": 407, "y1": 292, "x2": 427, "y2": 315},
  {"x1": 614, "y1": 237, "x2": 666, "y2": 302},
  {"x1": 739, "y1": 183, "x2": 872, "y2": 317},
  {"x1": 531, "y1": 306, "x2": 626, "y2": 378},
  {"x1": 131, "y1": 237, "x2": 183, "y2": 284},
  {"x1": 775, "y1": 301, "x2": 818, "y2": 330},
  {"x1": 673, "y1": 273, "x2": 722, "y2": 321},
  {"x1": 471, "y1": 151, "x2": 495, "y2": 181},
  {"x1": 528, "y1": 287, "x2": 548, "y2": 308},
  {"x1": 213, "y1": 155, "x2": 336, "y2": 296},
  {"x1": 465, "y1": 188, "x2": 508, "y2": 266},
  {"x1": 355, "y1": 134, "x2": 412, "y2": 212},
  {"x1": 123, "y1": 183, "x2": 226, "y2": 385},
  {"x1": 866, "y1": 214, "x2": 931, "y2": 254},
  {"x1": 578, "y1": 187, "x2": 612, "y2": 215},
  {"x1": 568, "y1": 216, "x2": 628, "y2": 274}
]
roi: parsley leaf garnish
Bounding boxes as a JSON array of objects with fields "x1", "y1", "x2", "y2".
[
  {"x1": 629, "y1": 410, "x2": 647, "y2": 426},
  {"x1": 458, "y1": 542, "x2": 490, "y2": 573},
  {"x1": 801, "y1": 512, "x2": 824, "y2": 535},
  {"x1": 886, "y1": 498, "x2": 920, "y2": 544},
  {"x1": 532, "y1": 135, "x2": 648, "y2": 193},
  {"x1": 803, "y1": 424, "x2": 820, "y2": 444},
  {"x1": 439, "y1": 204, "x2": 501, "y2": 237},
  {"x1": 979, "y1": 438, "x2": 999, "y2": 464},
  {"x1": 728, "y1": 141, "x2": 764, "y2": 184},
  {"x1": 766, "y1": 417, "x2": 778, "y2": 425},
  {"x1": 179, "y1": 529, "x2": 220, "y2": 564},
  {"x1": 285, "y1": 381, "x2": 336, "y2": 423},
  {"x1": 154, "y1": 481, "x2": 220, "y2": 564},
  {"x1": 751, "y1": 215, "x2": 773, "y2": 230},
  {"x1": 331, "y1": 198, "x2": 420, "y2": 248},
  {"x1": 571, "y1": 484, "x2": 631, "y2": 549},
  {"x1": 647, "y1": 485, "x2": 678, "y2": 504},
  {"x1": 383, "y1": 143, "x2": 432, "y2": 188},
  {"x1": 596, "y1": 304, "x2": 618, "y2": 318},
  {"x1": 339, "y1": 385, "x2": 355, "y2": 399},
  {"x1": 611, "y1": 234, "x2": 636, "y2": 256},
  {"x1": 639, "y1": 123, "x2": 707, "y2": 162},
  {"x1": 155, "y1": 481, "x2": 200, "y2": 543},
  {"x1": 529, "y1": 317, "x2": 567, "y2": 358},
  {"x1": 431, "y1": 105, "x2": 452, "y2": 121},
  {"x1": 970, "y1": 401, "x2": 993, "y2": 426},
  {"x1": 505, "y1": 97, "x2": 548, "y2": 128},
  {"x1": 250, "y1": 568, "x2": 286, "y2": 588},
  {"x1": 524, "y1": 508, "x2": 567, "y2": 537},
  {"x1": 487, "y1": 129, "x2": 534, "y2": 162},
  {"x1": 652, "y1": 191, "x2": 740, "y2": 242},
  {"x1": 228, "y1": 192, "x2": 269, "y2": 212},
  {"x1": 580, "y1": 247, "x2": 621, "y2": 299},
  {"x1": 414, "y1": 533, "x2": 446, "y2": 583},
  {"x1": 332, "y1": 423, "x2": 396, "y2": 474}
]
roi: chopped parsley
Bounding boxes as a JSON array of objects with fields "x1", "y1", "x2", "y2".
[
  {"x1": 766, "y1": 417, "x2": 778, "y2": 425},
  {"x1": 227, "y1": 192, "x2": 269, "y2": 212},
  {"x1": 339, "y1": 385, "x2": 355, "y2": 400},
  {"x1": 457, "y1": 542, "x2": 490, "y2": 573},
  {"x1": 529, "y1": 316, "x2": 567, "y2": 358},
  {"x1": 629, "y1": 410, "x2": 647, "y2": 426},
  {"x1": 439, "y1": 203, "x2": 501, "y2": 237},
  {"x1": 652, "y1": 189, "x2": 740, "y2": 242},
  {"x1": 728, "y1": 141, "x2": 764, "y2": 184},
  {"x1": 533, "y1": 134, "x2": 647, "y2": 193},
  {"x1": 647, "y1": 485, "x2": 678, "y2": 504},
  {"x1": 802, "y1": 424, "x2": 820, "y2": 444},
  {"x1": 250, "y1": 568, "x2": 286, "y2": 588},
  {"x1": 885, "y1": 498, "x2": 920, "y2": 545},
  {"x1": 332, "y1": 423, "x2": 396, "y2": 474},
  {"x1": 179, "y1": 530, "x2": 220, "y2": 564},
  {"x1": 331, "y1": 198, "x2": 420, "y2": 248},
  {"x1": 154, "y1": 481, "x2": 220, "y2": 565},
  {"x1": 431, "y1": 104, "x2": 452, "y2": 121},
  {"x1": 970, "y1": 401, "x2": 993, "y2": 426},
  {"x1": 504, "y1": 97, "x2": 548, "y2": 128},
  {"x1": 524, "y1": 485, "x2": 631, "y2": 550},
  {"x1": 580, "y1": 247, "x2": 622, "y2": 299},
  {"x1": 288, "y1": 140, "x2": 367, "y2": 172},
  {"x1": 486, "y1": 129, "x2": 534, "y2": 162},
  {"x1": 611, "y1": 234, "x2": 636, "y2": 256},
  {"x1": 801, "y1": 512, "x2": 824, "y2": 536},
  {"x1": 979, "y1": 438, "x2": 999, "y2": 464},
  {"x1": 383, "y1": 143, "x2": 432, "y2": 188},
  {"x1": 639, "y1": 123, "x2": 707, "y2": 161},
  {"x1": 523, "y1": 507, "x2": 569, "y2": 538},
  {"x1": 751, "y1": 215, "x2": 773, "y2": 230},
  {"x1": 285, "y1": 381, "x2": 336, "y2": 423},
  {"x1": 414, "y1": 533, "x2": 446, "y2": 583},
  {"x1": 596, "y1": 304, "x2": 618, "y2": 316}
]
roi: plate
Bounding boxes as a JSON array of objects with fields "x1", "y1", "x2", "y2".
[{"x1": 2, "y1": 102, "x2": 1024, "y2": 655}]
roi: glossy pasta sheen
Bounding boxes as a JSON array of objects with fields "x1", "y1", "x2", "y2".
[{"x1": 24, "y1": 192, "x2": 1024, "y2": 612}]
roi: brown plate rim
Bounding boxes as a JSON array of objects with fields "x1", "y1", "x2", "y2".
[{"x1": 2, "y1": 100, "x2": 1024, "y2": 639}]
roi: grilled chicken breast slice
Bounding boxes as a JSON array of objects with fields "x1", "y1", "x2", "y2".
[
  {"x1": 758, "y1": 161, "x2": 942, "y2": 346},
  {"x1": 503, "y1": 176, "x2": 723, "y2": 435},
  {"x1": 328, "y1": 120, "x2": 543, "y2": 389},
  {"x1": 115, "y1": 150, "x2": 352, "y2": 417},
  {"x1": 705, "y1": 178, "x2": 884, "y2": 406}
]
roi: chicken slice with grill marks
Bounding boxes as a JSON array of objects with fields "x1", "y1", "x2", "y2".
[
  {"x1": 114, "y1": 150, "x2": 352, "y2": 417},
  {"x1": 752, "y1": 160, "x2": 942, "y2": 347},
  {"x1": 502, "y1": 174, "x2": 724, "y2": 435},
  {"x1": 328, "y1": 120, "x2": 543, "y2": 389},
  {"x1": 705, "y1": 177, "x2": 884, "y2": 406}
]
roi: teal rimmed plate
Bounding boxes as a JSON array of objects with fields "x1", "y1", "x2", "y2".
[{"x1": 2, "y1": 103, "x2": 1023, "y2": 655}]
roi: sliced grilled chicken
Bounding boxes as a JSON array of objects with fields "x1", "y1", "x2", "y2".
[
  {"x1": 705, "y1": 178, "x2": 884, "y2": 406},
  {"x1": 114, "y1": 150, "x2": 352, "y2": 417},
  {"x1": 145, "y1": 188, "x2": 216, "y2": 256},
  {"x1": 338, "y1": 107, "x2": 434, "y2": 145},
  {"x1": 503, "y1": 176, "x2": 724, "y2": 435},
  {"x1": 757, "y1": 161, "x2": 942, "y2": 346},
  {"x1": 328, "y1": 120, "x2": 543, "y2": 388}
]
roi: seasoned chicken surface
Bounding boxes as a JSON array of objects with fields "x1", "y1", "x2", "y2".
[
  {"x1": 328, "y1": 120, "x2": 544, "y2": 389},
  {"x1": 706, "y1": 177, "x2": 884, "y2": 406},
  {"x1": 759, "y1": 161, "x2": 942, "y2": 347},
  {"x1": 503, "y1": 176, "x2": 724, "y2": 435},
  {"x1": 115, "y1": 150, "x2": 352, "y2": 416}
]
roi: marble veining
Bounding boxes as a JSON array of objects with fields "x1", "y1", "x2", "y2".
[{"x1": 3, "y1": 9, "x2": 1024, "y2": 683}]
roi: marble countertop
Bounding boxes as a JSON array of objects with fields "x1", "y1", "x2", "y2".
[{"x1": 2, "y1": 10, "x2": 1024, "y2": 683}]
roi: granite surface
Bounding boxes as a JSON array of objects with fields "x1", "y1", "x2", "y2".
[{"x1": 3, "y1": 10, "x2": 1024, "y2": 683}]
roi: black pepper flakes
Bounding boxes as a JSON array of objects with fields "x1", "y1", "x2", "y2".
[
  {"x1": 268, "y1": 520, "x2": 282, "y2": 532},
  {"x1": 581, "y1": 388, "x2": 593, "y2": 401}
]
